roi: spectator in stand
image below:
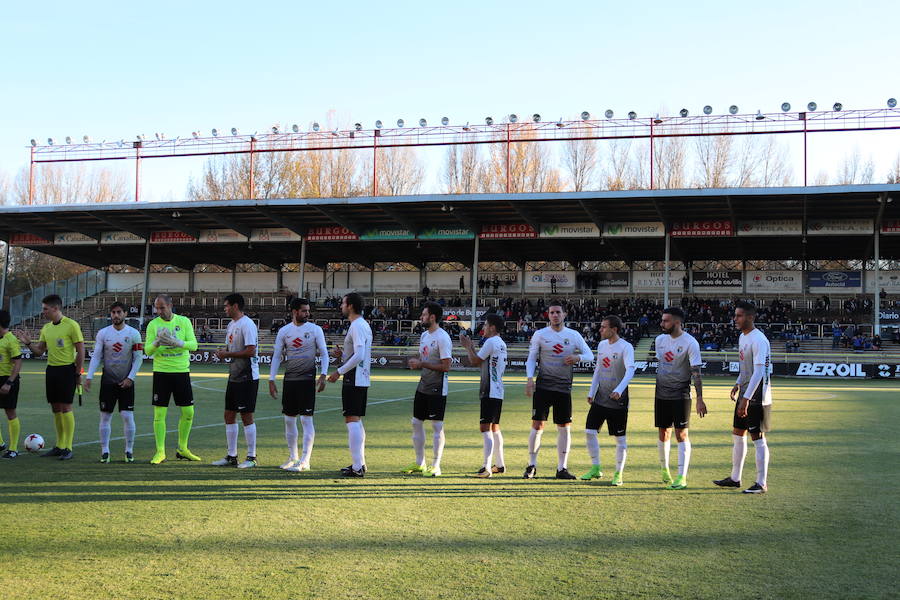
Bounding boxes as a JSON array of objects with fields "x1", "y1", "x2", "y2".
[
  {"x1": 879, "y1": 288, "x2": 887, "y2": 307},
  {"x1": 459, "y1": 275, "x2": 465, "y2": 294},
  {"x1": 832, "y1": 325, "x2": 842, "y2": 349}
]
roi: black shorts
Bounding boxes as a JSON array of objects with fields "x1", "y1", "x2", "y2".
[
  {"x1": 532, "y1": 388, "x2": 572, "y2": 425},
  {"x1": 479, "y1": 396, "x2": 503, "y2": 425},
  {"x1": 342, "y1": 384, "x2": 368, "y2": 417},
  {"x1": 654, "y1": 396, "x2": 692, "y2": 429},
  {"x1": 283, "y1": 379, "x2": 316, "y2": 416},
  {"x1": 99, "y1": 382, "x2": 135, "y2": 412},
  {"x1": 733, "y1": 402, "x2": 772, "y2": 433},
  {"x1": 46, "y1": 364, "x2": 77, "y2": 405},
  {"x1": 586, "y1": 404, "x2": 628, "y2": 436},
  {"x1": 0, "y1": 376, "x2": 21, "y2": 409},
  {"x1": 225, "y1": 380, "x2": 259, "y2": 413},
  {"x1": 152, "y1": 372, "x2": 194, "y2": 407},
  {"x1": 413, "y1": 391, "x2": 447, "y2": 421}
]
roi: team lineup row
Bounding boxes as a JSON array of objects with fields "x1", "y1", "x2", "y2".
[{"x1": 0, "y1": 293, "x2": 772, "y2": 492}]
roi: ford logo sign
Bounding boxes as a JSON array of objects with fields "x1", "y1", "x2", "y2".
[{"x1": 823, "y1": 272, "x2": 848, "y2": 283}]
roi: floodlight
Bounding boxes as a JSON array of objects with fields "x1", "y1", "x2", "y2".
[
  {"x1": 81, "y1": 135, "x2": 90, "y2": 143},
  {"x1": 30, "y1": 139, "x2": 36, "y2": 147},
  {"x1": 441, "y1": 116, "x2": 449, "y2": 125},
  {"x1": 419, "y1": 118, "x2": 427, "y2": 127},
  {"x1": 509, "y1": 114, "x2": 518, "y2": 123},
  {"x1": 888, "y1": 98, "x2": 897, "y2": 108},
  {"x1": 627, "y1": 111, "x2": 636, "y2": 120},
  {"x1": 393, "y1": 118, "x2": 402, "y2": 127},
  {"x1": 192, "y1": 131, "x2": 199, "y2": 139},
  {"x1": 833, "y1": 102, "x2": 842, "y2": 111},
  {"x1": 354, "y1": 122, "x2": 362, "y2": 131},
  {"x1": 292, "y1": 124, "x2": 299, "y2": 133},
  {"x1": 375, "y1": 120, "x2": 383, "y2": 129},
  {"x1": 485, "y1": 116, "x2": 493, "y2": 125},
  {"x1": 231, "y1": 127, "x2": 238, "y2": 135},
  {"x1": 703, "y1": 105, "x2": 713, "y2": 115},
  {"x1": 155, "y1": 133, "x2": 162, "y2": 140},
  {"x1": 604, "y1": 109, "x2": 614, "y2": 118},
  {"x1": 755, "y1": 110, "x2": 765, "y2": 120},
  {"x1": 271, "y1": 125, "x2": 279, "y2": 134},
  {"x1": 534, "y1": 113, "x2": 542, "y2": 122},
  {"x1": 679, "y1": 108, "x2": 688, "y2": 117},
  {"x1": 781, "y1": 102, "x2": 791, "y2": 112},
  {"x1": 729, "y1": 105, "x2": 738, "y2": 114},
  {"x1": 807, "y1": 102, "x2": 817, "y2": 111},
  {"x1": 312, "y1": 122, "x2": 320, "y2": 132},
  {"x1": 65, "y1": 136, "x2": 72, "y2": 144},
  {"x1": 556, "y1": 118, "x2": 564, "y2": 127},
  {"x1": 580, "y1": 111, "x2": 590, "y2": 121},
  {"x1": 653, "y1": 114, "x2": 662, "y2": 124},
  {"x1": 211, "y1": 128, "x2": 218, "y2": 137}
]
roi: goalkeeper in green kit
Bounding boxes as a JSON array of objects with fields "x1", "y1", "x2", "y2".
[{"x1": 144, "y1": 295, "x2": 201, "y2": 464}]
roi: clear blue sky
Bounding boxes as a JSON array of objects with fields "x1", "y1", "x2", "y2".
[{"x1": 2, "y1": 0, "x2": 897, "y2": 201}]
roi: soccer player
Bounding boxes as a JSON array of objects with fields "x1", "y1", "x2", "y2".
[
  {"x1": 580, "y1": 315, "x2": 635, "y2": 486},
  {"x1": 326, "y1": 293, "x2": 372, "y2": 477},
  {"x1": 459, "y1": 313, "x2": 508, "y2": 478},
  {"x1": 15, "y1": 294, "x2": 84, "y2": 460},
  {"x1": 144, "y1": 294, "x2": 201, "y2": 464},
  {"x1": 714, "y1": 301, "x2": 772, "y2": 494},
  {"x1": 654, "y1": 307, "x2": 707, "y2": 490},
  {"x1": 0, "y1": 310, "x2": 23, "y2": 459},
  {"x1": 84, "y1": 302, "x2": 143, "y2": 463},
  {"x1": 403, "y1": 301, "x2": 453, "y2": 477},
  {"x1": 524, "y1": 301, "x2": 594, "y2": 479},
  {"x1": 212, "y1": 294, "x2": 261, "y2": 469},
  {"x1": 269, "y1": 297, "x2": 328, "y2": 472}
]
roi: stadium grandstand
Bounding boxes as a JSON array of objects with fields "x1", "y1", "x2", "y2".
[{"x1": 2, "y1": 184, "x2": 899, "y2": 378}]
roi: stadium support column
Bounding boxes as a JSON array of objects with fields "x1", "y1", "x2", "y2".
[
  {"x1": 370, "y1": 267, "x2": 375, "y2": 297},
  {"x1": 519, "y1": 263, "x2": 525, "y2": 294},
  {"x1": 470, "y1": 236, "x2": 480, "y2": 331},
  {"x1": 298, "y1": 236, "x2": 307, "y2": 297},
  {"x1": 663, "y1": 232, "x2": 671, "y2": 307},
  {"x1": 231, "y1": 267, "x2": 237, "y2": 293},
  {"x1": 139, "y1": 240, "x2": 151, "y2": 328},
  {"x1": 742, "y1": 260, "x2": 747, "y2": 296},
  {"x1": 0, "y1": 241, "x2": 9, "y2": 307},
  {"x1": 874, "y1": 226, "x2": 880, "y2": 335}
]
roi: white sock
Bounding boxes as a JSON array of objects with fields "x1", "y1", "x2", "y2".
[
  {"x1": 359, "y1": 421, "x2": 367, "y2": 467},
  {"x1": 585, "y1": 428, "x2": 600, "y2": 466},
  {"x1": 528, "y1": 428, "x2": 543, "y2": 465},
  {"x1": 657, "y1": 439, "x2": 671, "y2": 470},
  {"x1": 754, "y1": 437, "x2": 769, "y2": 486},
  {"x1": 243, "y1": 423, "x2": 257, "y2": 458},
  {"x1": 284, "y1": 415, "x2": 299, "y2": 461},
  {"x1": 482, "y1": 431, "x2": 494, "y2": 469},
  {"x1": 121, "y1": 411, "x2": 136, "y2": 453},
  {"x1": 299, "y1": 416, "x2": 315, "y2": 464},
  {"x1": 732, "y1": 434, "x2": 748, "y2": 481},
  {"x1": 411, "y1": 417, "x2": 426, "y2": 466},
  {"x1": 492, "y1": 430, "x2": 505, "y2": 468},
  {"x1": 99, "y1": 412, "x2": 113, "y2": 454},
  {"x1": 557, "y1": 425, "x2": 571, "y2": 471},
  {"x1": 615, "y1": 436, "x2": 627, "y2": 473},
  {"x1": 347, "y1": 421, "x2": 364, "y2": 470},
  {"x1": 677, "y1": 439, "x2": 692, "y2": 478},
  {"x1": 431, "y1": 421, "x2": 445, "y2": 468},
  {"x1": 225, "y1": 423, "x2": 239, "y2": 457}
]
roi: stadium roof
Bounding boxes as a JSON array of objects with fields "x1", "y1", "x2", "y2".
[{"x1": 1, "y1": 184, "x2": 898, "y2": 269}]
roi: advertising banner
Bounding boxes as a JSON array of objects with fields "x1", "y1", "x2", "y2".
[
  {"x1": 602, "y1": 221, "x2": 665, "y2": 237},
  {"x1": 151, "y1": 230, "x2": 197, "y2": 244},
  {"x1": 670, "y1": 220, "x2": 733, "y2": 237},
  {"x1": 199, "y1": 229, "x2": 247, "y2": 243},
  {"x1": 594, "y1": 272, "x2": 630, "y2": 288},
  {"x1": 808, "y1": 271, "x2": 862, "y2": 288},
  {"x1": 539, "y1": 223, "x2": 600, "y2": 238},
  {"x1": 882, "y1": 219, "x2": 900, "y2": 234},
  {"x1": 633, "y1": 270, "x2": 687, "y2": 291},
  {"x1": 417, "y1": 227, "x2": 475, "y2": 240},
  {"x1": 692, "y1": 271, "x2": 743, "y2": 288},
  {"x1": 250, "y1": 228, "x2": 302, "y2": 243},
  {"x1": 102, "y1": 231, "x2": 144, "y2": 245},
  {"x1": 746, "y1": 270, "x2": 803, "y2": 293},
  {"x1": 306, "y1": 226, "x2": 358, "y2": 241},
  {"x1": 525, "y1": 271, "x2": 575, "y2": 290},
  {"x1": 864, "y1": 271, "x2": 900, "y2": 294},
  {"x1": 54, "y1": 232, "x2": 95, "y2": 245},
  {"x1": 359, "y1": 227, "x2": 415, "y2": 241},
  {"x1": 10, "y1": 233, "x2": 51, "y2": 246},
  {"x1": 736, "y1": 219, "x2": 803, "y2": 236},
  {"x1": 479, "y1": 224, "x2": 538, "y2": 239},
  {"x1": 806, "y1": 219, "x2": 873, "y2": 235}
]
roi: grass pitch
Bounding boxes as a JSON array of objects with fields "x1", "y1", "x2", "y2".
[{"x1": 0, "y1": 365, "x2": 897, "y2": 599}]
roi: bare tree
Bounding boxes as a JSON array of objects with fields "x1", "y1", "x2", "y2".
[
  {"x1": 835, "y1": 147, "x2": 875, "y2": 185},
  {"x1": 652, "y1": 135, "x2": 688, "y2": 189},
  {"x1": 563, "y1": 137, "x2": 598, "y2": 191},
  {"x1": 443, "y1": 145, "x2": 482, "y2": 194},
  {"x1": 481, "y1": 137, "x2": 562, "y2": 193},
  {"x1": 887, "y1": 154, "x2": 900, "y2": 184},
  {"x1": 694, "y1": 134, "x2": 733, "y2": 188},
  {"x1": 374, "y1": 147, "x2": 424, "y2": 196},
  {"x1": 13, "y1": 163, "x2": 127, "y2": 205}
]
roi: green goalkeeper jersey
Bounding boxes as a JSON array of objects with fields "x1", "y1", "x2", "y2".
[{"x1": 145, "y1": 314, "x2": 198, "y2": 373}]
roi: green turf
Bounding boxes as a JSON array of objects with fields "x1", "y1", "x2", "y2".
[{"x1": 0, "y1": 365, "x2": 897, "y2": 599}]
